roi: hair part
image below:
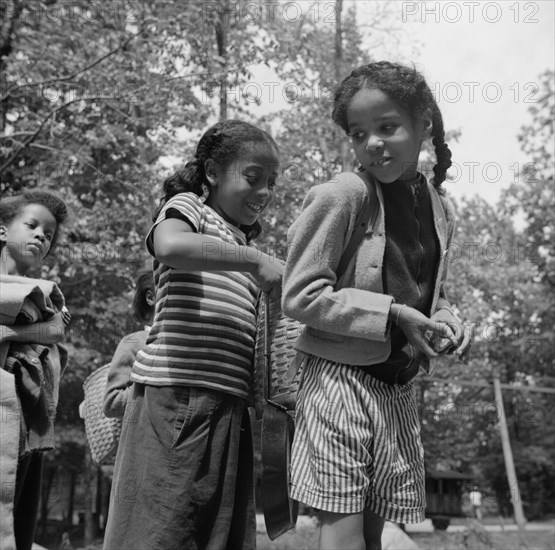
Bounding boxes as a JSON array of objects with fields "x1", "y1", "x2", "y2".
[
  {"x1": 153, "y1": 119, "x2": 279, "y2": 241},
  {"x1": 332, "y1": 61, "x2": 452, "y2": 190},
  {"x1": 0, "y1": 189, "x2": 68, "y2": 249}
]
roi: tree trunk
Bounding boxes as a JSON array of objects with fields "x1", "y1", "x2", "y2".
[
  {"x1": 334, "y1": 0, "x2": 343, "y2": 79},
  {"x1": 66, "y1": 471, "x2": 76, "y2": 530},
  {"x1": 83, "y1": 450, "x2": 97, "y2": 545},
  {"x1": 334, "y1": 0, "x2": 353, "y2": 171},
  {"x1": 215, "y1": 0, "x2": 229, "y2": 121},
  {"x1": 0, "y1": 0, "x2": 22, "y2": 133}
]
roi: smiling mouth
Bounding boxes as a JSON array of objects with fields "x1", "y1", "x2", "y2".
[
  {"x1": 370, "y1": 157, "x2": 393, "y2": 167},
  {"x1": 246, "y1": 202, "x2": 264, "y2": 213}
]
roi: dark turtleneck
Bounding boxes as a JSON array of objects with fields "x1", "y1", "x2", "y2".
[{"x1": 361, "y1": 174, "x2": 440, "y2": 385}]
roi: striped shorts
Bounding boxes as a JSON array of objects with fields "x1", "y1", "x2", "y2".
[{"x1": 289, "y1": 356, "x2": 425, "y2": 523}]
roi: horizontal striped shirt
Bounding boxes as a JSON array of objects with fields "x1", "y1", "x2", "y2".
[{"x1": 131, "y1": 192, "x2": 259, "y2": 399}]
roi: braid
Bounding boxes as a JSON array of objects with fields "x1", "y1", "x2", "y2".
[
  {"x1": 431, "y1": 105, "x2": 452, "y2": 190},
  {"x1": 333, "y1": 61, "x2": 452, "y2": 191}
]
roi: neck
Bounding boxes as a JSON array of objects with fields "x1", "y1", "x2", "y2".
[
  {"x1": 400, "y1": 172, "x2": 421, "y2": 186},
  {"x1": 0, "y1": 253, "x2": 22, "y2": 275}
]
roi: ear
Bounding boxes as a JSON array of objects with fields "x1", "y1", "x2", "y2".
[
  {"x1": 204, "y1": 159, "x2": 218, "y2": 188},
  {"x1": 421, "y1": 110, "x2": 433, "y2": 139},
  {"x1": 145, "y1": 289, "x2": 155, "y2": 307}
]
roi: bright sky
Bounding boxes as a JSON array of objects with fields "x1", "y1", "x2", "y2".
[
  {"x1": 176, "y1": 1, "x2": 554, "y2": 206},
  {"x1": 353, "y1": 0, "x2": 555, "y2": 204}
]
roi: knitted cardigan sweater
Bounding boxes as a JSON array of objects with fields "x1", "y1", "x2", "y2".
[{"x1": 282, "y1": 171, "x2": 456, "y2": 369}]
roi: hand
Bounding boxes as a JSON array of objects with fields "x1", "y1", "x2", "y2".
[
  {"x1": 430, "y1": 308, "x2": 473, "y2": 362},
  {"x1": 251, "y1": 253, "x2": 284, "y2": 299},
  {"x1": 394, "y1": 305, "x2": 456, "y2": 359},
  {"x1": 61, "y1": 306, "x2": 72, "y2": 327}
]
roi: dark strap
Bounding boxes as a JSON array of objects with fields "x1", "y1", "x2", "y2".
[{"x1": 335, "y1": 173, "x2": 379, "y2": 281}]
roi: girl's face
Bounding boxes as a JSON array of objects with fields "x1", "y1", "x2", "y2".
[
  {"x1": 0, "y1": 203, "x2": 57, "y2": 274},
  {"x1": 205, "y1": 143, "x2": 279, "y2": 227},
  {"x1": 346, "y1": 87, "x2": 430, "y2": 184}
]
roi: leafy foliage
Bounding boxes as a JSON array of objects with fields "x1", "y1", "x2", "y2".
[{"x1": 418, "y1": 71, "x2": 555, "y2": 516}]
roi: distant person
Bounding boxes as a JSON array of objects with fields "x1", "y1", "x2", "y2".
[
  {"x1": 282, "y1": 61, "x2": 472, "y2": 550},
  {"x1": 102, "y1": 270, "x2": 155, "y2": 418},
  {"x1": 0, "y1": 190, "x2": 70, "y2": 550},
  {"x1": 103, "y1": 120, "x2": 282, "y2": 550},
  {"x1": 469, "y1": 485, "x2": 483, "y2": 520}
]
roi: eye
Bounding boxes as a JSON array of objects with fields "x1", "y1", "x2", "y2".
[
  {"x1": 268, "y1": 179, "x2": 277, "y2": 189},
  {"x1": 381, "y1": 123, "x2": 397, "y2": 133},
  {"x1": 349, "y1": 131, "x2": 366, "y2": 142},
  {"x1": 45, "y1": 232, "x2": 53, "y2": 241}
]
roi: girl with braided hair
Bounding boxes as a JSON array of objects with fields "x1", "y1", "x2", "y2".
[
  {"x1": 282, "y1": 61, "x2": 472, "y2": 549},
  {"x1": 103, "y1": 120, "x2": 282, "y2": 550}
]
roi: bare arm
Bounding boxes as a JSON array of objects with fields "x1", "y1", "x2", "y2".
[{"x1": 152, "y1": 218, "x2": 283, "y2": 293}]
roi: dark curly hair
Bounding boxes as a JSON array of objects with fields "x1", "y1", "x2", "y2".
[
  {"x1": 0, "y1": 189, "x2": 68, "y2": 251},
  {"x1": 332, "y1": 61, "x2": 452, "y2": 189},
  {"x1": 154, "y1": 119, "x2": 279, "y2": 241}
]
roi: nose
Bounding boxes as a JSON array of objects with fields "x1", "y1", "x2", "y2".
[
  {"x1": 366, "y1": 135, "x2": 384, "y2": 152},
  {"x1": 34, "y1": 228, "x2": 46, "y2": 243},
  {"x1": 256, "y1": 183, "x2": 271, "y2": 200}
]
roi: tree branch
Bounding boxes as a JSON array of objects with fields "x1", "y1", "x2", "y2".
[
  {"x1": 0, "y1": 96, "x2": 125, "y2": 175},
  {"x1": 2, "y1": 33, "x2": 139, "y2": 101}
]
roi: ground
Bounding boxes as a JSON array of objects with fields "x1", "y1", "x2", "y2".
[
  {"x1": 35, "y1": 516, "x2": 555, "y2": 550},
  {"x1": 254, "y1": 516, "x2": 555, "y2": 550}
]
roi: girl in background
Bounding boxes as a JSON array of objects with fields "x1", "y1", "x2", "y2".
[
  {"x1": 0, "y1": 190, "x2": 70, "y2": 550},
  {"x1": 103, "y1": 270, "x2": 155, "y2": 419},
  {"x1": 103, "y1": 120, "x2": 282, "y2": 550},
  {"x1": 283, "y1": 62, "x2": 472, "y2": 549}
]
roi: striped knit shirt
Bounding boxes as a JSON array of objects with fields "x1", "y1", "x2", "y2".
[{"x1": 131, "y1": 192, "x2": 259, "y2": 399}]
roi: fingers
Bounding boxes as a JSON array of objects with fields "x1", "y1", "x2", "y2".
[
  {"x1": 61, "y1": 306, "x2": 72, "y2": 326},
  {"x1": 413, "y1": 334, "x2": 438, "y2": 359},
  {"x1": 456, "y1": 324, "x2": 473, "y2": 363}
]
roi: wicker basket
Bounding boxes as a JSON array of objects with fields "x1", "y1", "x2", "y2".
[
  {"x1": 253, "y1": 293, "x2": 303, "y2": 417},
  {"x1": 82, "y1": 365, "x2": 122, "y2": 466}
]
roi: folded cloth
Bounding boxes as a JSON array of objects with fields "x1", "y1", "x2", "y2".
[
  {"x1": 0, "y1": 369, "x2": 21, "y2": 550},
  {"x1": 0, "y1": 275, "x2": 67, "y2": 550},
  {"x1": 0, "y1": 274, "x2": 68, "y2": 453},
  {"x1": 0, "y1": 274, "x2": 64, "y2": 325}
]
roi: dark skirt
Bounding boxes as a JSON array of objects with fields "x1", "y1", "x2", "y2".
[{"x1": 103, "y1": 383, "x2": 255, "y2": 550}]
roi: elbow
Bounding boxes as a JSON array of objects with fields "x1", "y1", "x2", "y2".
[
  {"x1": 154, "y1": 242, "x2": 177, "y2": 267},
  {"x1": 153, "y1": 237, "x2": 192, "y2": 269},
  {"x1": 282, "y1": 290, "x2": 307, "y2": 324}
]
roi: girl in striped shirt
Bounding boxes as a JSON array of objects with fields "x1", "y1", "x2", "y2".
[{"x1": 103, "y1": 120, "x2": 282, "y2": 550}]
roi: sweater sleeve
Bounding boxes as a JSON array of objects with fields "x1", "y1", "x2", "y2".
[
  {"x1": 282, "y1": 179, "x2": 393, "y2": 342},
  {"x1": 436, "y1": 195, "x2": 457, "y2": 311},
  {"x1": 103, "y1": 330, "x2": 147, "y2": 418}
]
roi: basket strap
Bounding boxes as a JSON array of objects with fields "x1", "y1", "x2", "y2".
[{"x1": 263, "y1": 292, "x2": 271, "y2": 402}]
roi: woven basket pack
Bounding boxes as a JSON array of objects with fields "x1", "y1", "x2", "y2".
[
  {"x1": 82, "y1": 365, "x2": 122, "y2": 466},
  {"x1": 253, "y1": 293, "x2": 303, "y2": 417}
]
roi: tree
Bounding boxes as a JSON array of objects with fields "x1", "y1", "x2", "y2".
[{"x1": 418, "y1": 73, "x2": 555, "y2": 514}]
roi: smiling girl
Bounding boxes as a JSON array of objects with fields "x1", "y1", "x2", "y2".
[
  {"x1": 103, "y1": 120, "x2": 282, "y2": 550},
  {"x1": 282, "y1": 62, "x2": 472, "y2": 549}
]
